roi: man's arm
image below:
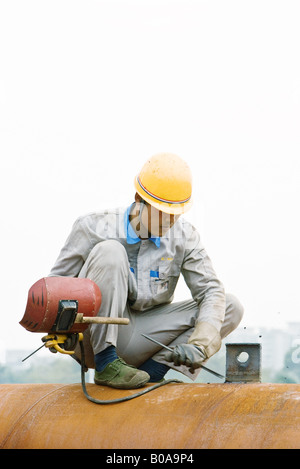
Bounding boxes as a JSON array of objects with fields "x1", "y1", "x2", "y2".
[
  {"x1": 179, "y1": 225, "x2": 226, "y2": 362},
  {"x1": 182, "y1": 226, "x2": 225, "y2": 329},
  {"x1": 49, "y1": 217, "x2": 93, "y2": 277}
]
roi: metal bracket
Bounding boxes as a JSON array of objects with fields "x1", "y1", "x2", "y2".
[{"x1": 225, "y1": 343, "x2": 261, "y2": 383}]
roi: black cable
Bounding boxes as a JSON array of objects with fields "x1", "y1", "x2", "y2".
[{"x1": 79, "y1": 341, "x2": 182, "y2": 405}]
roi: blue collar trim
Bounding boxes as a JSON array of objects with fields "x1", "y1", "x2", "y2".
[{"x1": 124, "y1": 205, "x2": 161, "y2": 248}]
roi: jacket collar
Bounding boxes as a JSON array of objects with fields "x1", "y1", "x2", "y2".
[{"x1": 124, "y1": 204, "x2": 161, "y2": 248}]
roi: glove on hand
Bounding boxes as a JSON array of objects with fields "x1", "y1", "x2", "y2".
[
  {"x1": 165, "y1": 322, "x2": 222, "y2": 374},
  {"x1": 188, "y1": 321, "x2": 221, "y2": 358},
  {"x1": 165, "y1": 343, "x2": 206, "y2": 373}
]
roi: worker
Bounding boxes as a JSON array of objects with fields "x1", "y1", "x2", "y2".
[{"x1": 49, "y1": 153, "x2": 244, "y2": 389}]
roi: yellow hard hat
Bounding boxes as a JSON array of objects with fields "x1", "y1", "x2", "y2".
[{"x1": 134, "y1": 153, "x2": 193, "y2": 215}]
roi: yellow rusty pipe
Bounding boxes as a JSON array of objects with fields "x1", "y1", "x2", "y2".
[{"x1": 1, "y1": 382, "x2": 300, "y2": 449}]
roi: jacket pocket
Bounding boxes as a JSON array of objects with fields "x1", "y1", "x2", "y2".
[{"x1": 149, "y1": 263, "x2": 180, "y2": 298}]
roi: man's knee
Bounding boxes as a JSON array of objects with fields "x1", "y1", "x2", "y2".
[
  {"x1": 225, "y1": 293, "x2": 244, "y2": 329},
  {"x1": 79, "y1": 240, "x2": 129, "y2": 280},
  {"x1": 88, "y1": 240, "x2": 128, "y2": 269}
]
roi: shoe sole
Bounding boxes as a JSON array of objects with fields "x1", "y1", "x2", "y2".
[{"x1": 94, "y1": 376, "x2": 149, "y2": 389}]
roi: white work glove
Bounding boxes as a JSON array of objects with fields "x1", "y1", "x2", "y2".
[
  {"x1": 166, "y1": 321, "x2": 222, "y2": 373},
  {"x1": 165, "y1": 343, "x2": 206, "y2": 373},
  {"x1": 187, "y1": 321, "x2": 222, "y2": 358}
]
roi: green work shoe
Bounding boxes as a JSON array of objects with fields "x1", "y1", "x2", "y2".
[{"x1": 94, "y1": 358, "x2": 150, "y2": 389}]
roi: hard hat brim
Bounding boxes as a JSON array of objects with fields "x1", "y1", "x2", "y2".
[{"x1": 134, "y1": 176, "x2": 193, "y2": 215}]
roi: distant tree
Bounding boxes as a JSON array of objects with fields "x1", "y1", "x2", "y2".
[
  {"x1": 0, "y1": 355, "x2": 82, "y2": 384},
  {"x1": 273, "y1": 348, "x2": 300, "y2": 384}
]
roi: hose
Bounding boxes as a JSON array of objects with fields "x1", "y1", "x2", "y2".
[{"x1": 79, "y1": 341, "x2": 182, "y2": 404}]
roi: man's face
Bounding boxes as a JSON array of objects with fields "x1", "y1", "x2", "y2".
[{"x1": 139, "y1": 202, "x2": 180, "y2": 238}]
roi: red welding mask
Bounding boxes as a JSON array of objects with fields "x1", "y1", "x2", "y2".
[{"x1": 19, "y1": 277, "x2": 102, "y2": 334}]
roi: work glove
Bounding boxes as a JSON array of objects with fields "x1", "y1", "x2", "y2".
[
  {"x1": 165, "y1": 343, "x2": 206, "y2": 373},
  {"x1": 187, "y1": 321, "x2": 222, "y2": 358},
  {"x1": 166, "y1": 321, "x2": 222, "y2": 373}
]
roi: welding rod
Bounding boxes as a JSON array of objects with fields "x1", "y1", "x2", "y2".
[
  {"x1": 141, "y1": 333, "x2": 225, "y2": 380},
  {"x1": 22, "y1": 343, "x2": 46, "y2": 362}
]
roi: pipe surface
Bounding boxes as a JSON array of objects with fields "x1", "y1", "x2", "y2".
[{"x1": 1, "y1": 382, "x2": 300, "y2": 449}]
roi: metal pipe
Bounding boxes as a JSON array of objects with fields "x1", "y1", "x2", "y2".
[{"x1": 1, "y1": 382, "x2": 300, "y2": 449}]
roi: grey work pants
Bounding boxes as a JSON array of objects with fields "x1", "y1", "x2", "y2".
[{"x1": 78, "y1": 240, "x2": 244, "y2": 379}]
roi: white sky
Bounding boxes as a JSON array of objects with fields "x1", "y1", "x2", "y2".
[{"x1": 1, "y1": 0, "x2": 300, "y2": 351}]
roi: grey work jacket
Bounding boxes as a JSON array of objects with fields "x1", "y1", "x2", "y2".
[{"x1": 49, "y1": 207, "x2": 226, "y2": 331}]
